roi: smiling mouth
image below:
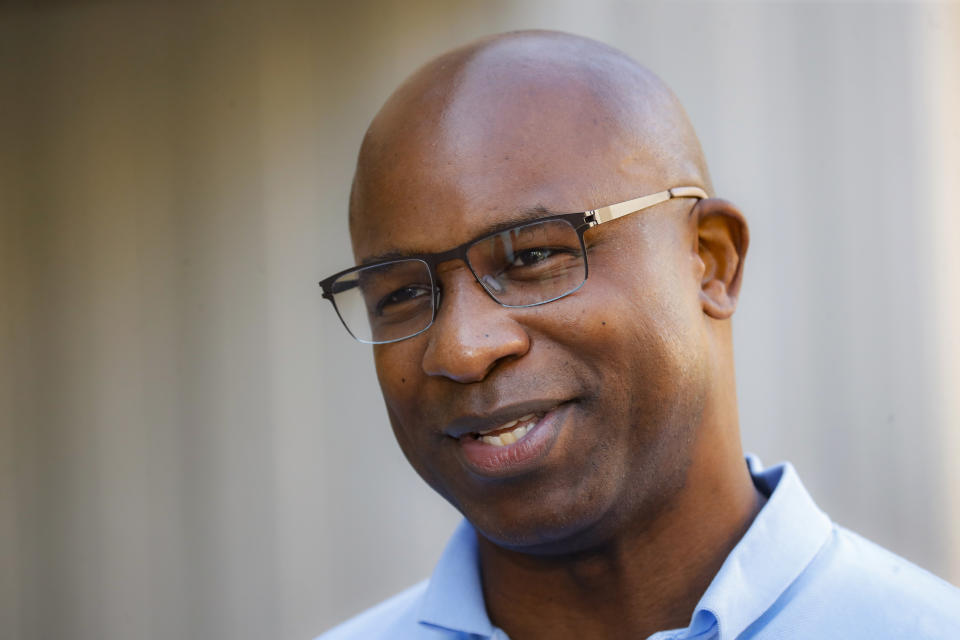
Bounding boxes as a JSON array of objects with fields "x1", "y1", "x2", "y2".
[
  {"x1": 471, "y1": 413, "x2": 541, "y2": 446},
  {"x1": 454, "y1": 404, "x2": 571, "y2": 476}
]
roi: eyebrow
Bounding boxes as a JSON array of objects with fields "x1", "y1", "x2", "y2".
[{"x1": 359, "y1": 204, "x2": 567, "y2": 265}]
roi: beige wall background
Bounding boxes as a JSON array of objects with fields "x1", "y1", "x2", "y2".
[{"x1": 2, "y1": 1, "x2": 959, "y2": 639}]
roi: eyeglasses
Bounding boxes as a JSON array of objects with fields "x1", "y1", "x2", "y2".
[{"x1": 319, "y1": 186, "x2": 707, "y2": 344}]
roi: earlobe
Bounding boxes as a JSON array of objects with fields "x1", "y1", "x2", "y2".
[{"x1": 695, "y1": 198, "x2": 749, "y2": 319}]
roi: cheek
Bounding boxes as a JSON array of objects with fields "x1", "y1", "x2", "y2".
[
  {"x1": 602, "y1": 238, "x2": 705, "y2": 368},
  {"x1": 580, "y1": 251, "x2": 708, "y2": 421},
  {"x1": 622, "y1": 283, "x2": 706, "y2": 400},
  {"x1": 382, "y1": 402, "x2": 456, "y2": 507},
  {"x1": 373, "y1": 342, "x2": 435, "y2": 454},
  {"x1": 376, "y1": 359, "x2": 447, "y2": 493},
  {"x1": 374, "y1": 342, "x2": 423, "y2": 401}
]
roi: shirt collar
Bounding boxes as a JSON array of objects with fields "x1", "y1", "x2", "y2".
[
  {"x1": 678, "y1": 457, "x2": 833, "y2": 639},
  {"x1": 418, "y1": 518, "x2": 495, "y2": 637},
  {"x1": 417, "y1": 457, "x2": 832, "y2": 640}
]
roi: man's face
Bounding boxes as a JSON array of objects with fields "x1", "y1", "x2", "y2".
[{"x1": 351, "y1": 84, "x2": 712, "y2": 553}]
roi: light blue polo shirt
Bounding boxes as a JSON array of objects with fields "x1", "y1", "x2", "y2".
[{"x1": 317, "y1": 459, "x2": 960, "y2": 639}]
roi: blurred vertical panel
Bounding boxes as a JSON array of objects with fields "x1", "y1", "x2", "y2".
[
  {"x1": 1, "y1": 2, "x2": 958, "y2": 639},
  {"x1": 922, "y1": 1, "x2": 960, "y2": 582},
  {"x1": 1, "y1": 10, "x2": 28, "y2": 638},
  {"x1": 3, "y1": 3, "x2": 281, "y2": 638},
  {"x1": 698, "y1": 1, "x2": 948, "y2": 575}
]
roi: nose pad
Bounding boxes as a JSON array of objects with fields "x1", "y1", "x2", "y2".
[
  {"x1": 421, "y1": 269, "x2": 529, "y2": 383},
  {"x1": 480, "y1": 273, "x2": 505, "y2": 294}
]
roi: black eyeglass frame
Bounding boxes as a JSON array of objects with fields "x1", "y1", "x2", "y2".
[{"x1": 319, "y1": 185, "x2": 708, "y2": 344}]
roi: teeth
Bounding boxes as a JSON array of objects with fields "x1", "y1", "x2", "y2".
[
  {"x1": 478, "y1": 415, "x2": 539, "y2": 446},
  {"x1": 479, "y1": 419, "x2": 517, "y2": 436}
]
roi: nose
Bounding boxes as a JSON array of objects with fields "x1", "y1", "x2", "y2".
[{"x1": 421, "y1": 265, "x2": 530, "y2": 383}]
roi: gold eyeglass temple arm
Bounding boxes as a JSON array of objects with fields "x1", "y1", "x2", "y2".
[{"x1": 589, "y1": 186, "x2": 709, "y2": 225}]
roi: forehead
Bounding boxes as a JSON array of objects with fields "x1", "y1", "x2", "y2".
[
  {"x1": 349, "y1": 46, "x2": 677, "y2": 262},
  {"x1": 350, "y1": 118, "x2": 662, "y2": 263}
]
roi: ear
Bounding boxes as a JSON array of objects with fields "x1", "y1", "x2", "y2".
[{"x1": 694, "y1": 198, "x2": 749, "y2": 319}]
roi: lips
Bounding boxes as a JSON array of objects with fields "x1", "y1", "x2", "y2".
[
  {"x1": 443, "y1": 400, "x2": 567, "y2": 439},
  {"x1": 450, "y1": 403, "x2": 572, "y2": 477}
]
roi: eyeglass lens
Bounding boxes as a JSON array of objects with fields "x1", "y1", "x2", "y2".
[{"x1": 330, "y1": 218, "x2": 586, "y2": 343}]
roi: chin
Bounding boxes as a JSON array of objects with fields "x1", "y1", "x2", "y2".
[
  {"x1": 477, "y1": 511, "x2": 631, "y2": 557},
  {"x1": 464, "y1": 447, "x2": 695, "y2": 556},
  {"x1": 461, "y1": 483, "x2": 628, "y2": 555}
]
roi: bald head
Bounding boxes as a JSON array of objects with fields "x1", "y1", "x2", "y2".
[{"x1": 350, "y1": 31, "x2": 711, "y2": 245}]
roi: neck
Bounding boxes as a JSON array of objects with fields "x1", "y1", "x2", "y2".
[{"x1": 477, "y1": 424, "x2": 761, "y2": 640}]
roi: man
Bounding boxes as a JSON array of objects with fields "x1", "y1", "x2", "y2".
[{"x1": 317, "y1": 31, "x2": 960, "y2": 639}]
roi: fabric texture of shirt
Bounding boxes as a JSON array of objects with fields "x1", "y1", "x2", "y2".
[{"x1": 317, "y1": 458, "x2": 960, "y2": 639}]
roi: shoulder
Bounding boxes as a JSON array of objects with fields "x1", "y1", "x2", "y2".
[
  {"x1": 316, "y1": 519, "x2": 487, "y2": 639},
  {"x1": 314, "y1": 581, "x2": 440, "y2": 640},
  {"x1": 751, "y1": 524, "x2": 960, "y2": 639},
  {"x1": 818, "y1": 525, "x2": 960, "y2": 608}
]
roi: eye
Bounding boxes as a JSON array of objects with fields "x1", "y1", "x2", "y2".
[
  {"x1": 381, "y1": 286, "x2": 430, "y2": 306},
  {"x1": 511, "y1": 248, "x2": 556, "y2": 267},
  {"x1": 377, "y1": 285, "x2": 431, "y2": 315}
]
